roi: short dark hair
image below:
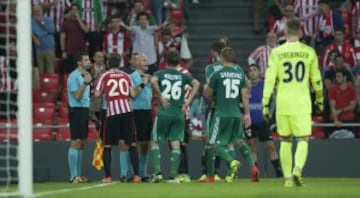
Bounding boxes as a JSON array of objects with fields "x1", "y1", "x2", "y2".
[
  {"x1": 75, "y1": 52, "x2": 88, "y2": 65},
  {"x1": 335, "y1": 69, "x2": 348, "y2": 78},
  {"x1": 249, "y1": 64, "x2": 260, "y2": 70},
  {"x1": 286, "y1": 17, "x2": 301, "y2": 35},
  {"x1": 70, "y1": 3, "x2": 79, "y2": 9},
  {"x1": 136, "y1": 12, "x2": 149, "y2": 21},
  {"x1": 166, "y1": 50, "x2": 180, "y2": 66},
  {"x1": 108, "y1": 53, "x2": 122, "y2": 68},
  {"x1": 220, "y1": 47, "x2": 235, "y2": 62},
  {"x1": 161, "y1": 28, "x2": 171, "y2": 36},
  {"x1": 335, "y1": 55, "x2": 344, "y2": 60},
  {"x1": 318, "y1": 0, "x2": 329, "y2": 4},
  {"x1": 334, "y1": 27, "x2": 345, "y2": 33},
  {"x1": 211, "y1": 41, "x2": 226, "y2": 55},
  {"x1": 110, "y1": 14, "x2": 122, "y2": 21}
]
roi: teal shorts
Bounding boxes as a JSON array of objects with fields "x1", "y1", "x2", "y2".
[
  {"x1": 152, "y1": 115, "x2": 185, "y2": 143},
  {"x1": 208, "y1": 116, "x2": 244, "y2": 145}
]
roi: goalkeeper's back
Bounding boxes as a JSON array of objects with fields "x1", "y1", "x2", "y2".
[{"x1": 263, "y1": 35, "x2": 322, "y2": 115}]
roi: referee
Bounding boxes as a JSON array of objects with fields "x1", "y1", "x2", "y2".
[{"x1": 67, "y1": 52, "x2": 92, "y2": 183}]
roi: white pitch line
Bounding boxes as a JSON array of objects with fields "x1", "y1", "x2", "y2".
[{"x1": 34, "y1": 182, "x2": 116, "y2": 198}]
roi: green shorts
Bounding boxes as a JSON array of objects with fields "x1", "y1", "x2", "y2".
[
  {"x1": 152, "y1": 115, "x2": 185, "y2": 143},
  {"x1": 208, "y1": 116, "x2": 244, "y2": 145}
]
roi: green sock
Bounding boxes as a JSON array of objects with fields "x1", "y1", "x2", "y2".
[
  {"x1": 238, "y1": 143, "x2": 255, "y2": 167},
  {"x1": 280, "y1": 141, "x2": 293, "y2": 179},
  {"x1": 205, "y1": 146, "x2": 215, "y2": 176},
  {"x1": 227, "y1": 149, "x2": 236, "y2": 159},
  {"x1": 169, "y1": 149, "x2": 181, "y2": 178},
  {"x1": 150, "y1": 146, "x2": 161, "y2": 174},
  {"x1": 216, "y1": 145, "x2": 233, "y2": 165},
  {"x1": 294, "y1": 140, "x2": 308, "y2": 173}
]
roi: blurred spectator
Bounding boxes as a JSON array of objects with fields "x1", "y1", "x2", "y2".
[
  {"x1": 322, "y1": 49, "x2": 339, "y2": 74},
  {"x1": 324, "y1": 55, "x2": 353, "y2": 90},
  {"x1": 101, "y1": 0, "x2": 129, "y2": 20},
  {"x1": 32, "y1": 0, "x2": 71, "y2": 57},
  {"x1": 120, "y1": 12, "x2": 168, "y2": 75},
  {"x1": 318, "y1": 0, "x2": 345, "y2": 47},
  {"x1": 266, "y1": 0, "x2": 290, "y2": 31},
  {"x1": 327, "y1": 69, "x2": 356, "y2": 135},
  {"x1": 248, "y1": 32, "x2": 277, "y2": 76},
  {"x1": 74, "y1": 0, "x2": 104, "y2": 60},
  {"x1": 351, "y1": 0, "x2": 360, "y2": 62},
  {"x1": 32, "y1": 5, "x2": 56, "y2": 74},
  {"x1": 102, "y1": 15, "x2": 130, "y2": 67},
  {"x1": 338, "y1": 0, "x2": 353, "y2": 42},
  {"x1": 321, "y1": 28, "x2": 357, "y2": 70},
  {"x1": 294, "y1": 0, "x2": 319, "y2": 46},
  {"x1": 271, "y1": 3, "x2": 296, "y2": 44},
  {"x1": 128, "y1": 1, "x2": 156, "y2": 26},
  {"x1": 61, "y1": 3, "x2": 89, "y2": 73},
  {"x1": 206, "y1": 36, "x2": 238, "y2": 64},
  {"x1": 158, "y1": 28, "x2": 174, "y2": 70},
  {"x1": 162, "y1": 0, "x2": 180, "y2": 22}
]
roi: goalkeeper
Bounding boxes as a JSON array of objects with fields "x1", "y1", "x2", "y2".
[{"x1": 262, "y1": 18, "x2": 323, "y2": 187}]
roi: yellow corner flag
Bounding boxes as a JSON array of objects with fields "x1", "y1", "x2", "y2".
[{"x1": 92, "y1": 138, "x2": 104, "y2": 170}]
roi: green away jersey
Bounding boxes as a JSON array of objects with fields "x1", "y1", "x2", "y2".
[
  {"x1": 208, "y1": 65, "x2": 247, "y2": 117},
  {"x1": 154, "y1": 68, "x2": 194, "y2": 117},
  {"x1": 205, "y1": 61, "x2": 224, "y2": 82}
]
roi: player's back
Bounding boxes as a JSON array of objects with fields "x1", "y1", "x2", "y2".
[
  {"x1": 98, "y1": 68, "x2": 133, "y2": 115},
  {"x1": 155, "y1": 68, "x2": 193, "y2": 117},
  {"x1": 268, "y1": 41, "x2": 320, "y2": 115},
  {"x1": 209, "y1": 66, "x2": 246, "y2": 118},
  {"x1": 205, "y1": 61, "x2": 223, "y2": 81}
]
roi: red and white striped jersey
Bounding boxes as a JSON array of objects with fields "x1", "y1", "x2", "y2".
[
  {"x1": 352, "y1": 2, "x2": 360, "y2": 34},
  {"x1": 0, "y1": 56, "x2": 17, "y2": 92},
  {"x1": 177, "y1": 66, "x2": 191, "y2": 120},
  {"x1": 294, "y1": 0, "x2": 319, "y2": 36},
  {"x1": 271, "y1": 17, "x2": 287, "y2": 43},
  {"x1": 95, "y1": 68, "x2": 134, "y2": 117},
  {"x1": 248, "y1": 45, "x2": 272, "y2": 75},
  {"x1": 102, "y1": 30, "x2": 128, "y2": 55},
  {"x1": 322, "y1": 42, "x2": 357, "y2": 68},
  {"x1": 78, "y1": 0, "x2": 103, "y2": 32},
  {"x1": 32, "y1": 0, "x2": 71, "y2": 32},
  {"x1": 102, "y1": 2, "x2": 117, "y2": 20}
]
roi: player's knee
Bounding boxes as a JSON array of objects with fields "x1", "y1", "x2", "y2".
[
  {"x1": 235, "y1": 138, "x2": 245, "y2": 145},
  {"x1": 118, "y1": 140, "x2": 128, "y2": 151},
  {"x1": 226, "y1": 144, "x2": 234, "y2": 150},
  {"x1": 170, "y1": 141, "x2": 180, "y2": 149},
  {"x1": 280, "y1": 135, "x2": 293, "y2": 142},
  {"x1": 70, "y1": 139, "x2": 82, "y2": 149},
  {"x1": 265, "y1": 141, "x2": 276, "y2": 152},
  {"x1": 296, "y1": 136, "x2": 309, "y2": 142}
]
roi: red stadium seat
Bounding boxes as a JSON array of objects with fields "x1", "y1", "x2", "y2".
[
  {"x1": 312, "y1": 116, "x2": 326, "y2": 139},
  {"x1": 33, "y1": 89, "x2": 59, "y2": 103},
  {"x1": 33, "y1": 103, "x2": 56, "y2": 122},
  {"x1": 0, "y1": 119, "x2": 17, "y2": 141},
  {"x1": 33, "y1": 119, "x2": 53, "y2": 141},
  {"x1": 56, "y1": 118, "x2": 71, "y2": 141},
  {"x1": 39, "y1": 73, "x2": 60, "y2": 92}
]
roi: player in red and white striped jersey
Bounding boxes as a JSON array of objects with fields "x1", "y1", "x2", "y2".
[
  {"x1": 352, "y1": 1, "x2": 360, "y2": 61},
  {"x1": 94, "y1": 54, "x2": 143, "y2": 182},
  {"x1": 294, "y1": 0, "x2": 320, "y2": 38},
  {"x1": 102, "y1": 15, "x2": 130, "y2": 67},
  {"x1": 0, "y1": 55, "x2": 17, "y2": 119},
  {"x1": 248, "y1": 32, "x2": 277, "y2": 76}
]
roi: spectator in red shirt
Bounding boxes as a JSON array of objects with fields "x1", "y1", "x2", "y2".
[{"x1": 328, "y1": 69, "x2": 357, "y2": 134}]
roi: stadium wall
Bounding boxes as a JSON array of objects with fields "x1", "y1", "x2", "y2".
[{"x1": 17, "y1": 139, "x2": 360, "y2": 182}]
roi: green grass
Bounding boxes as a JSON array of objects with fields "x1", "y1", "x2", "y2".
[{"x1": 25, "y1": 178, "x2": 360, "y2": 198}]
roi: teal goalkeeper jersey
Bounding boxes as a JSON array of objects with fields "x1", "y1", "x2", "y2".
[
  {"x1": 208, "y1": 65, "x2": 247, "y2": 117},
  {"x1": 154, "y1": 68, "x2": 194, "y2": 117}
]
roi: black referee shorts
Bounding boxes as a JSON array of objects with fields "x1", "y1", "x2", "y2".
[
  {"x1": 133, "y1": 110, "x2": 153, "y2": 141},
  {"x1": 246, "y1": 122, "x2": 273, "y2": 142},
  {"x1": 68, "y1": 107, "x2": 89, "y2": 140},
  {"x1": 103, "y1": 112, "x2": 134, "y2": 145}
]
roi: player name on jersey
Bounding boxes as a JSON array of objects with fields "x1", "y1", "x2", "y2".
[
  {"x1": 219, "y1": 72, "x2": 242, "y2": 79},
  {"x1": 164, "y1": 73, "x2": 182, "y2": 80},
  {"x1": 277, "y1": 51, "x2": 309, "y2": 60}
]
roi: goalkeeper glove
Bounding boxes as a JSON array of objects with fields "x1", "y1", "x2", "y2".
[
  {"x1": 314, "y1": 90, "x2": 324, "y2": 115},
  {"x1": 262, "y1": 104, "x2": 270, "y2": 122}
]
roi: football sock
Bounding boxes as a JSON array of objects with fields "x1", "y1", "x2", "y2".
[
  {"x1": 294, "y1": 140, "x2": 308, "y2": 173},
  {"x1": 129, "y1": 146, "x2": 139, "y2": 175},
  {"x1": 119, "y1": 151, "x2": 129, "y2": 177},
  {"x1": 139, "y1": 154, "x2": 149, "y2": 178},
  {"x1": 178, "y1": 145, "x2": 188, "y2": 174},
  {"x1": 214, "y1": 155, "x2": 221, "y2": 173},
  {"x1": 169, "y1": 149, "x2": 181, "y2": 178},
  {"x1": 238, "y1": 143, "x2": 255, "y2": 167},
  {"x1": 77, "y1": 149, "x2": 83, "y2": 176},
  {"x1": 271, "y1": 158, "x2": 283, "y2": 177},
  {"x1": 227, "y1": 149, "x2": 236, "y2": 160},
  {"x1": 150, "y1": 146, "x2": 161, "y2": 174},
  {"x1": 103, "y1": 147, "x2": 112, "y2": 177},
  {"x1": 280, "y1": 141, "x2": 293, "y2": 179},
  {"x1": 205, "y1": 147, "x2": 215, "y2": 176},
  {"x1": 68, "y1": 148, "x2": 79, "y2": 180},
  {"x1": 216, "y1": 145, "x2": 233, "y2": 165}
]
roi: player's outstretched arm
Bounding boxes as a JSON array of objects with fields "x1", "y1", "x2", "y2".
[
  {"x1": 183, "y1": 79, "x2": 200, "y2": 112},
  {"x1": 309, "y1": 49, "x2": 324, "y2": 113},
  {"x1": 262, "y1": 51, "x2": 277, "y2": 120},
  {"x1": 151, "y1": 76, "x2": 170, "y2": 108},
  {"x1": 241, "y1": 86, "x2": 251, "y2": 128}
]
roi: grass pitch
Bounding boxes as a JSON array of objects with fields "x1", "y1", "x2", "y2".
[{"x1": 31, "y1": 178, "x2": 360, "y2": 198}]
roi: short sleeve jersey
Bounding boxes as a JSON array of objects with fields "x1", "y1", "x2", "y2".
[
  {"x1": 154, "y1": 68, "x2": 194, "y2": 117},
  {"x1": 208, "y1": 65, "x2": 247, "y2": 117}
]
